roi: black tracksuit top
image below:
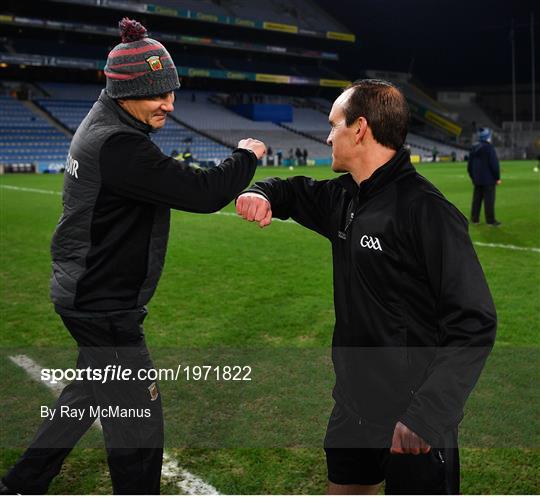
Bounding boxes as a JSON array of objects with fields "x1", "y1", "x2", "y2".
[
  {"x1": 246, "y1": 148, "x2": 497, "y2": 445},
  {"x1": 51, "y1": 90, "x2": 258, "y2": 314}
]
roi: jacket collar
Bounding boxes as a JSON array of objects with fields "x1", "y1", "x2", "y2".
[
  {"x1": 97, "y1": 89, "x2": 153, "y2": 135},
  {"x1": 337, "y1": 147, "x2": 416, "y2": 198}
]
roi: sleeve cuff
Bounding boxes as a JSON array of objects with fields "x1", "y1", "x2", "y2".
[
  {"x1": 399, "y1": 412, "x2": 442, "y2": 447},
  {"x1": 235, "y1": 190, "x2": 270, "y2": 205},
  {"x1": 233, "y1": 147, "x2": 258, "y2": 165}
]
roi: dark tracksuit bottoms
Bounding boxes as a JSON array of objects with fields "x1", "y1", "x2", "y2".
[
  {"x1": 3, "y1": 308, "x2": 163, "y2": 495},
  {"x1": 471, "y1": 185, "x2": 496, "y2": 224}
]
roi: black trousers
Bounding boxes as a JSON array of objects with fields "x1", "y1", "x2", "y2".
[
  {"x1": 3, "y1": 308, "x2": 164, "y2": 494},
  {"x1": 324, "y1": 404, "x2": 459, "y2": 494},
  {"x1": 471, "y1": 184, "x2": 496, "y2": 224}
]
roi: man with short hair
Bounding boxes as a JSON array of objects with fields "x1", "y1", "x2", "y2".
[
  {"x1": 1, "y1": 18, "x2": 265, "y2": 495},
  {"x1": 468, "y1": 127, "x2": 501, "y2": 226},
  {"x1": 236, "y1": 80, "x2": 496, "y2": 494}
]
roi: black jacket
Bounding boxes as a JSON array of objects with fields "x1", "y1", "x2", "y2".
[
  {"x1": 245, "y1": 148, "x2": 496, "y2": 445},
  {"x1": 51, "y1": 90, "x2": 257, "y2": 314},
  {"x1": 468, "y1": 140, "x2": 500, "y2": 186}
]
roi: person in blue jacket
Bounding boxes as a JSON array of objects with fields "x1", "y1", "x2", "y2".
[{"x1": 467, "y1": 128, "x2": 501, "y2": 226}]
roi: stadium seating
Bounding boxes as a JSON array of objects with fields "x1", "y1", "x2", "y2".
[
  {"x1": 405, "y1": 133, "x2": 464, "y2": 158},
  {"x1": 0, "y1": 96, "x2": 70, "y2": 164},
  {"x1": 1, "y1": 82, "x2": 467, "y2": 167},
  {"x1": 37, "y1": 99, "x2": 94, "y2": 132},
  {"x1": 171, "y1": 93, "x2": 331, "y2": 160},
  {"x1": 39, "y1": 82, "x2": 102, "y2": 100},
  {"x1": 36, "y1": 84, "x2": 232, "y2": 162}
]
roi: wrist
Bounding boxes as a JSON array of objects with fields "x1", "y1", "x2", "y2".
[{"x1": 235, "y1": 147, "x2": 259, "y2": 162}]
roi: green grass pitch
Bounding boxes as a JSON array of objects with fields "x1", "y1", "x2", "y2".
[{"x1": 1, "y1": 161, "x2": 539, "y2": 494}]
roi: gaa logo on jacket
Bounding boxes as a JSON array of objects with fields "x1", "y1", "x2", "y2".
[{"x1": 359, "y1": 234, "x2": 382, "y2": 251}]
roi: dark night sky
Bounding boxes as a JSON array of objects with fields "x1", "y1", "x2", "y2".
[{"x1": 314, "y1": 0, "x2": 537, "y2": 88}]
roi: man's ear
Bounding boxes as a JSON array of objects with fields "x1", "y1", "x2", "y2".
[{"x1": 355, "y1": 117, "x2": 368, "y2": 144}]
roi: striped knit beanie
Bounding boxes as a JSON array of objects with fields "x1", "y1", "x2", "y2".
[{"x1": 104, "y1": 18, "x2": 180, "y2": 99}]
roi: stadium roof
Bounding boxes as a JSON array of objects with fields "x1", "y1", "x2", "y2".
[{"x1": 314, "y1": 0, "x2": 536, "y2": 87}]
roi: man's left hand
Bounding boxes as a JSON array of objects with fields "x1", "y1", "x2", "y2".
[{"x1": 390, "y1": 421, "x2": 431, "y2": 455}]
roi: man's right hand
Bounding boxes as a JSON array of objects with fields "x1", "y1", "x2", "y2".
[
  {"x1": 238, "y1": 138, "x2": 266, "y2": 159},
  {"x1": 236, "y1": 193, "x2": 272, "y2": 228}
]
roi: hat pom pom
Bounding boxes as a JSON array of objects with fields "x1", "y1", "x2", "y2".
[{"x1": 119, "y1": 17, "x2": 148, "y2": 43}]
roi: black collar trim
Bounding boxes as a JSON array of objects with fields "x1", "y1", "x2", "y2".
[{"x1": 337, "y1": 147, "x2": 415, "y2": 197}]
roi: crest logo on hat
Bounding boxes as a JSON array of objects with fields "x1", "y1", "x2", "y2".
[{"x1": 146, "y1": 55, "x2": 163, "y2": 71}]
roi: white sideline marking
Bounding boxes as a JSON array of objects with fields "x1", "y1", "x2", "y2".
[
  {"x1": 217, "y1": 211, "x2": 540, "y2": 253},
  {"x1": 9, "y1": 354, "x2": 64, "y2": 395},
  {"x1": 474, "y1": 242, "x2": 540, "y2": 253},
  {"x1": 8, "y1": 354, "x2": 219, "y2": 495},
  {"x1": 2, "y1": 184, "x2": 539, "y2": 254},
  {"x1": 162, "y1": 453, "x2": 219, "y2": 495},
  {"x1": 0, "y1": 185, "x2": 61, "y2": 195}
]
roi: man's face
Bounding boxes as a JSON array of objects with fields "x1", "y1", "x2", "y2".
[
  {"x1": 326, "y1": 89, "x2": 358, "y2": 173},
  {"x1": 120, "y1": 91, "x2": 175, "y2": 129}
]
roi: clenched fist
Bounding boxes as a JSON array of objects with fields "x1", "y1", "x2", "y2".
[
  {"x1": 390, "y1": 421, "x2": 431, "y2": 455},
  {"x1": 236, "y1": 193, "x2": 272, "y2": 228},
  {"x1": 238, "y1": 138, "x2": 266, "y2": 159}
]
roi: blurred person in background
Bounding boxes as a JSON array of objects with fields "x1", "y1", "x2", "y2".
[{"x1": 468, "y1": 127, "x2": 501, "y2": 226}]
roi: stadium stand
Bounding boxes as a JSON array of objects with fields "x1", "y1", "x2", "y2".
[
  {"x1": 9, "y1": 39, "x2": 346, "y2": 82},
  {"x1": 0, "y1": 1, "x2": 474, "y2": 170},
  {"x1": 437, "y1": 91, "x2": 501, "y2": 143},
  {"x1": 5, "y1": 78, "x2": 467, "y2": 167},
  {"x1": 229, "y1": 93, "x2": 466, "y2": 159},
  {"x1": 35, "y1": 83, "x2": 232, "y2": 162},
  {"x1": 0, "y1": 77, "x2": 467, "y2": 168},
  {"x1": 12, "y1": 39, "x2": 105, "y2": 60},
  {"x1": 38, "y1": 82, "x2": 101, "y2": 101},
  {"x1": 405, "y1": 133, "x2": 465, "y2": 158},
  {"x1": 140, "y1": 0, "x2": 349, "y2": 33},
  {"x1": 36, "y1": 99, "x2": 94, "y2": 133},
  {"x1": 0, "y1": 95, "x2": 70, "y2": 166},
  {"x1": 171, "y1": 91, "x2": 331, "y2": 160}
]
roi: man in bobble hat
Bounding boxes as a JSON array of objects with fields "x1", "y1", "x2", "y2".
[{"x1": 1, "y1": 18, "x2": 265, "y2": 495}]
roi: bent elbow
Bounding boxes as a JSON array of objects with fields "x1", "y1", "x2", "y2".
[{"x1": 198, "y1": 196, "x2": 229, "y2": 214}]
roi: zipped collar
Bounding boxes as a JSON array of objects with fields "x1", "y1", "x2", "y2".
[
  {"x1": 97, "y1": 89, "x2": 154, "y2": 135},
  {"x1": 337, "y1": 147, "x2": 416, "y2": 198}
]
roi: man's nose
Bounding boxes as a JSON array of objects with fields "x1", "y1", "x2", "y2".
[
  {"x1": 326, "y1": 135, "x2": 332, "y2": 146},
  {"x1": 162, "y1": 95, "x2": 174, "y2": 112},
  {"x1": 162, "y1": 101, "x2": 174, "y2": 113}
]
